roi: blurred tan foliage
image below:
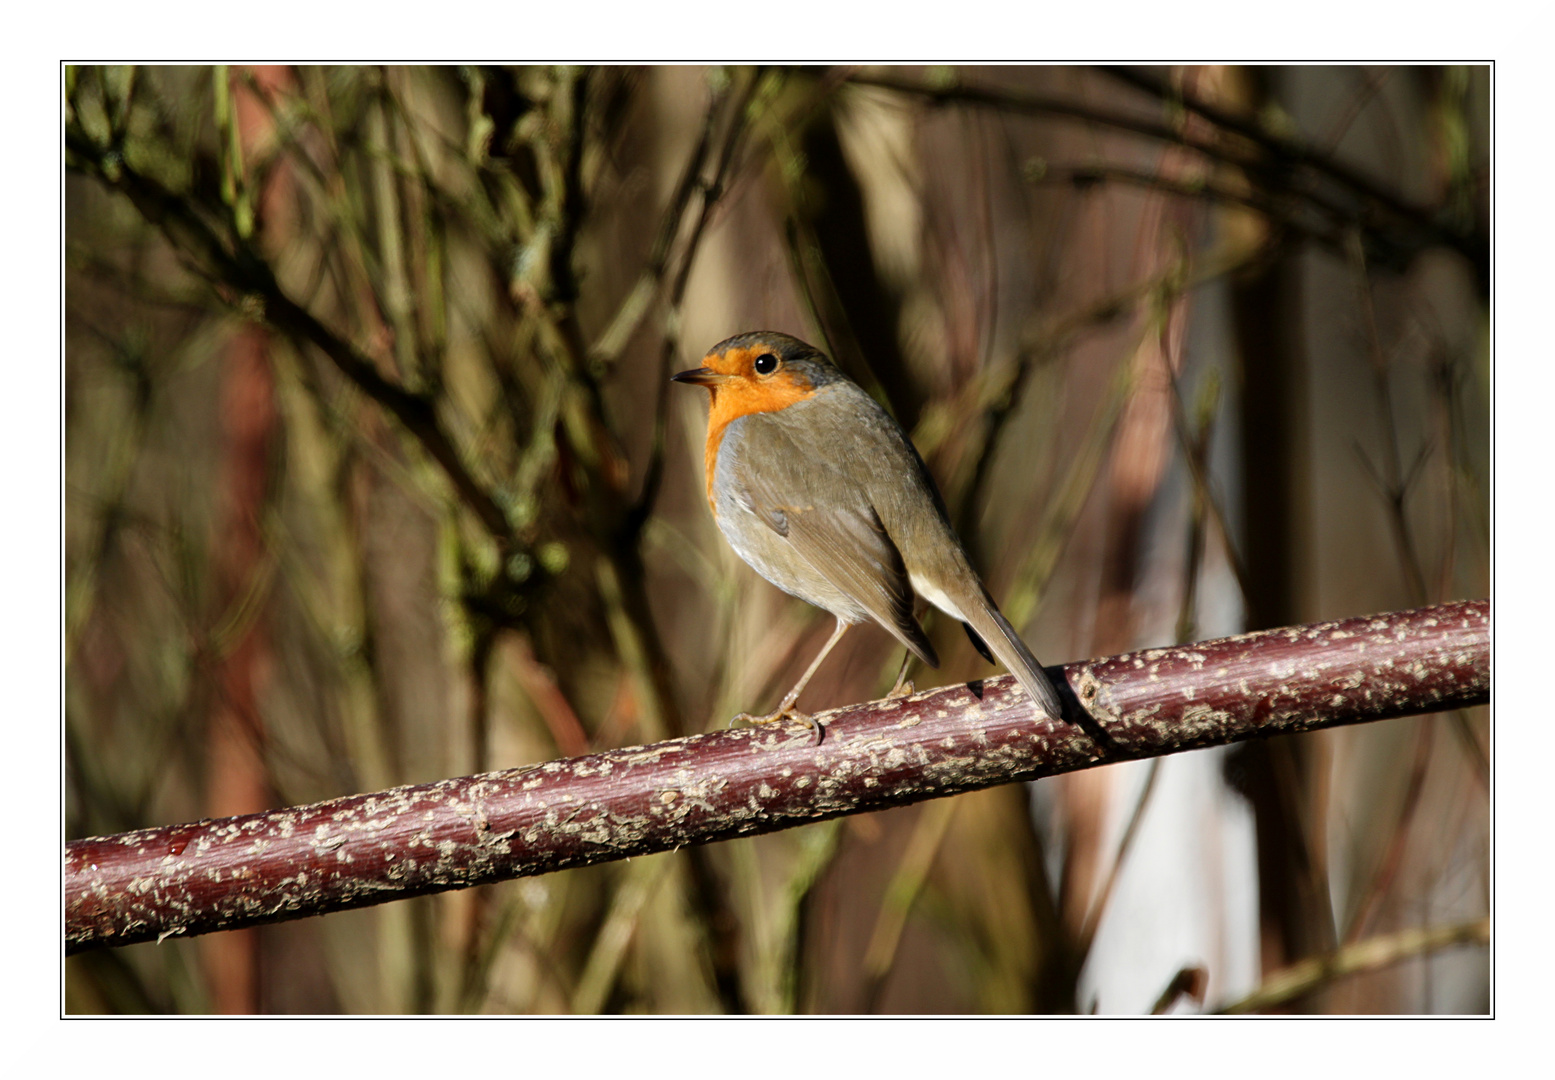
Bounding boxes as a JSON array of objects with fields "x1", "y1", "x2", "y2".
[{"x1": 64, "y1": 64, "x2": 1488, "y2": 1014}]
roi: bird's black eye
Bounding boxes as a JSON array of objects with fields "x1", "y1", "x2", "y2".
[{"x1": 753, "y1": 353, "x2": 779, "y2": 375}]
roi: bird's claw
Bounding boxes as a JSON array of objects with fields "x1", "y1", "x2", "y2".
[{"x1": 728, "y1": 707, "x2": 824, "y2": 745}]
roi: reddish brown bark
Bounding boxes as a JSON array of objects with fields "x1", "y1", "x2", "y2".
[
  {"x1": 202, "y1": 64, "x2": 293, "y2": 1014},
  {"x1": 204, "y1": 322, "x2": 274, "y2": 1013},
  {"x1": 66, "y1": 600, "x2": 1487, "y2": 954}
]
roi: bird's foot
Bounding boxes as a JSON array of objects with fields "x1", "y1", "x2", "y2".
[
  {"x1": 729, "y1": 706, "x2": 824, "y2": 745},
  {"x1": 885, "y1": 678, "x2": 916, "y2": 700}
]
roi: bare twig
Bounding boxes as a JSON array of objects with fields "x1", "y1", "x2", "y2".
[
  {"x1": 1163, "y1": 312, "x2": 1254, "y2": 609},
  {"x1": 1349, "y1": 233, "x2": 1431, "y2": 606},
  {"x1": 859, "y1": 798, "x2": 959, "y2": 1010},
  {"x1": 848, "y1": 67, "x2": 1485, "y2": 284},
  {"x1": 630, "y1": 68, "x2": 763, "y2": 533},
  {"x1": 1342, "y1": 721, "x2": 1435, "y2": 946},
  {"x1": 1151, "y1": 965, "x2": 1209, "y2": 1014},
  {"x1": 1216, "y1": 916, "x2": 1488, "y2": 1014},
  {"x1": 1032, "y1": 163, "x2": 1349, "y2": 257},
  {"x1": 67, "y1": 601, "x2": 1487, "y2": 953},
  {"x1": 64, "y1": 126, "x2": 522, "y2": 557},
  {"x1": 1076, "y1": 757, "x2": 1162, "y2": 959},
  {"x1": 1096, "y1": 66, "x2": 1466, "y2": 258},
  {"x1": 1316, "y1": 67, "x2": 1396, "y2": 157}
]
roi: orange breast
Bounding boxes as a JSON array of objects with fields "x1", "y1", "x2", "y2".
[{"x1": 702, "y1": 373, "x2": 814, "y2": 510}]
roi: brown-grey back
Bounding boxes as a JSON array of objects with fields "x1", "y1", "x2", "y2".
[{"x1": 766, "y1": 383, "x2": 971, "y2": 579}]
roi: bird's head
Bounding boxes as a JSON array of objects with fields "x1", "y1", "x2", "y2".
[{"x1": 672, "y1": 332, "x2": 843, "y2": 419}]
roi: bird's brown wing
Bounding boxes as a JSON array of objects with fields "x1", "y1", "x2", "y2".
[{"x1": 729, "y1": 413, "x2": 939, "y2": 668}]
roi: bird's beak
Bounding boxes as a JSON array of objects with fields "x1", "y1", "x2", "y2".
[{"x1": 671, "y1": 366, "x2": 722, "y2": 386}]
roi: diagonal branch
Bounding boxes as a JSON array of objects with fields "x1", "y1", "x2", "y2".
[
  {"x1": 1216, "y1": 916, "x2": 1490, "y2": 1014},
  {"x1": 64, "y1": 126, "x2": 519, "y2": 553},
  {"x1": 66, "y1": 600, "x2": 1487, "y2": 954},
  {"x1": 1095, "y1": 66, "x2": 1468, "y2": 257},
  {"x1": 846, "y1": 67, "x2": 1485, "y2": 285}
]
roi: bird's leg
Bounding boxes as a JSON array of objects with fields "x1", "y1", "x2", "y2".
[
  {"x1": 775, "y1": 617, "x2": 851, "y2": 713},
  {"x1": 731, "y1": 617, "x2": 851, "y2": 743},
  {"x1": 885, "y1": 650, "x2": 915, "y2": 699}
]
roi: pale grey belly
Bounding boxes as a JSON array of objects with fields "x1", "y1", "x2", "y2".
[
  {"x1": 711, "y1": 408, "x2": 878, "y2": 625},
  {"x1": 715, "y1": 495, "x2": 871, "y2": 624}
]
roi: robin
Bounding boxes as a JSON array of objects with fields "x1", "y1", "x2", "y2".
[{"x1": 674, "y1": 330, "x2": 1074, "y2": 744}]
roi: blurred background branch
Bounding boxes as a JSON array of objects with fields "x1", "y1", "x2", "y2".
[{"x1": 65, "y1": 64, "x2": 1488, "y2": 1014}]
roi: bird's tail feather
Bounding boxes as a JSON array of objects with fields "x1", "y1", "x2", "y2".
[{"x1": 963, "y1": 601, "x2": 1064, "y2": 719}]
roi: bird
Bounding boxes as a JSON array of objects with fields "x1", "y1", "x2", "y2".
[{"x1": 673, "y1": 330, "x2": 1069, "y2": 743}]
